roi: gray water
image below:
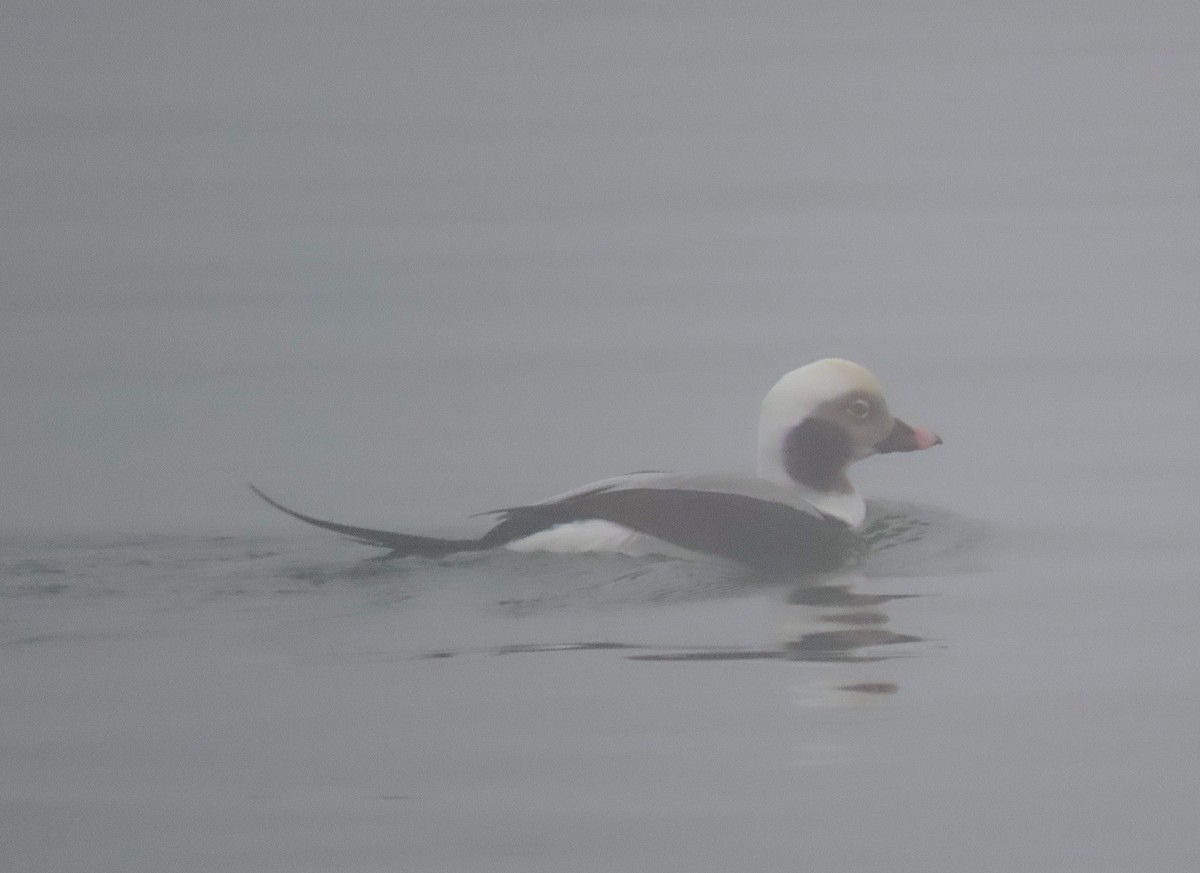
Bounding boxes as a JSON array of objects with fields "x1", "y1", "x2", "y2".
[{"x1": 3, "y1": 2, "x2": 1200, "y2": 871}]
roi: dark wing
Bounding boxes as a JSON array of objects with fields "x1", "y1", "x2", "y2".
[
  {"x1": 250, "y1": 483, "x2": 854, "y2": 571},
  {"x1": 492, "y1": 487, "x2": 853, "y2": 574}
]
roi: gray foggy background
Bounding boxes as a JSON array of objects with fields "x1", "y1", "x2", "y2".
[
  {"x1": 4, "y1": 1, "x2": 1196, "y2": 539},
  {"x1": 4, "y1": 4, "x2": 1200, "y2": 872}
]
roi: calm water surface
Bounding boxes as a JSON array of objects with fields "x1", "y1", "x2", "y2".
[{"x1": 2, "y1": 2, "x2": 1199, "y2": 871}]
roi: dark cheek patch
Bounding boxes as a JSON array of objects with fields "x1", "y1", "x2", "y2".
[{"x1": 783, "y1": 418, "x2": 854, "y2": 492}]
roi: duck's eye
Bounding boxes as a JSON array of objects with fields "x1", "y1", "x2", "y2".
[{"x1": 848, "y1": 398, "x2": 871, "y2": 419}]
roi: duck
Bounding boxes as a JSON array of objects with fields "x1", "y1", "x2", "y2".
[{"x1": 251, "y1": 358, "x2": 941, "y2": 573}]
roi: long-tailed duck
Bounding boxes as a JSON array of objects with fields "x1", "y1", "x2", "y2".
[{"x1": 251, "y1": 359, "x2": 941, "y2": 573}]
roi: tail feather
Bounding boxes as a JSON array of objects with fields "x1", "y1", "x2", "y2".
[{"x1": 248, "y1": 485, "x2": 484, "y2": 558}]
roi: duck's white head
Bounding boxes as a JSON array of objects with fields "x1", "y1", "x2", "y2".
[{"x1": 756, "y1": 358, "x2": 941, "y2": 527}]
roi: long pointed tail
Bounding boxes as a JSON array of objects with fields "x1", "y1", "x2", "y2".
[{"x1": 248, "y1": 485, "x2": 484, "y2": 558}]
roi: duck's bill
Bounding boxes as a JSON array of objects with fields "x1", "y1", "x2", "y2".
[{"x1": 874, "y1": 418, "x2": 943, "y2": 454}]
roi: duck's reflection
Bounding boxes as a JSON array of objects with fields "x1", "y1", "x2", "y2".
[
  {"x1": 625, "y1": 571, "x2": 925, "y2": 668},
  {"x1": 416, "y1": 565, "x2": 931, "y2": 701},
  {"x1": 772, "y1": 576, "x2": 924, "y2": 663}
]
